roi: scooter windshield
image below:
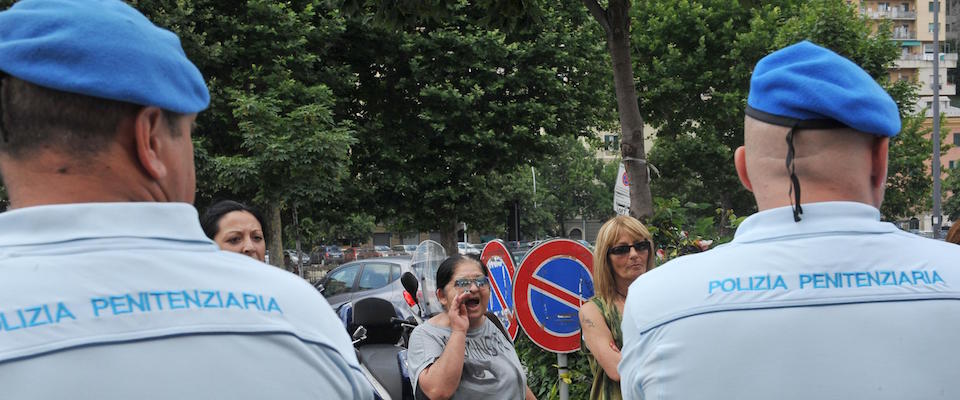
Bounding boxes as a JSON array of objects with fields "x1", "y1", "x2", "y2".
[{"x1": 410, "y1": 240, "x2": 446, "y2": 316}]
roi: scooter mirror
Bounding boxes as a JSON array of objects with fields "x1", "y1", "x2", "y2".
[
  {"x1": 400, "y1": 271, "x2": 419, "y2": 303},
  {"x1": 352, "y1": 325, "x2": 367, "y2": 342}
]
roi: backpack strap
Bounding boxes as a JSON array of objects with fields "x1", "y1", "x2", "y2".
[{"x1": 485, "y1": 311, "x2": 510, "y2": 341}]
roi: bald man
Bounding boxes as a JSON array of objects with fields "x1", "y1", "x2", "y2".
[
  {"x1": 0, "y1": 1, "x2": 371, "y2": 398},
  {"x1": 619, "y1": 41, "x2": 960, "y2": 399}
]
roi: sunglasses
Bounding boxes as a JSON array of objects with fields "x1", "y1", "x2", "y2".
[
  {"x1": 607, "y1": 241, "x2": 651, "y2": 256},
  {"x1": 453, "y1": 276, "x2": 489, "y2": 289}
]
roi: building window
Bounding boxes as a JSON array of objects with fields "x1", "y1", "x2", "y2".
[
  {"x1": 930, "y1": 2, "x2": 936, "y2": 12},
  {"x1": 604, "y1": 135, "x2": 620, "y2": 152},
  {"x1": 901, "y1": 2, "x2": 909, "y2": 12},
  {"x1": 930, "y1": 23, "x2": 935, "y2": 33},
  {"x1": 953, "y1": 133, "x2": 960, "y2": 146},
  {"x1": 951, "y1": 160, "x2": 956, "y2": 169}
]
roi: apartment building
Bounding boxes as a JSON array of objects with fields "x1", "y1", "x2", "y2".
[{"x1": 856, "y1": 1, "x2": 957, "y2": 111}]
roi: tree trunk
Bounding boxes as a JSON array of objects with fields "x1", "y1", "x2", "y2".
[
  {"x1": 585, "y1": 0, "x2": 654, "y2": 220},
  {"x1": 266, "y1": 203, "x2": 285, "y2": 269},
  {"x1": 440, "y1": 218, "x2": 459, "y2": 257},
  {"x1": 559, "y1": 212, "x2": 566, "y2": 237},
  {"x1": 292, "y1": 204, "x2": 304, "y2": 278}
]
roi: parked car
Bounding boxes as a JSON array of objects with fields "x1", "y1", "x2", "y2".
[
  {"x1": 342, "y1": 247, "x2": 359, "y2": 263},
  {"x1": 374, "y1": 245, "x2": 393, "y2": 257},
  {"x1": 284, "y1": 249, "x2": 310, "y2": 266},
  {"x1": 508, "y1": 241, "x2": 532, "y2": 263},
  {"x1": 316, "y1": 256, "x2": 417, "y2": 319},
  {"x1": 457, "y1": 242, "x2": 480, "y2": 256},
  {"x1": 344, "y1": 247, "x2": 378, "y2": 263},
  {"x1": 319, "y1": 245, "x2": 344, "y2": 264},
  {"x1": 392, "y1": 244, "x2": 418, "y2": 255}
]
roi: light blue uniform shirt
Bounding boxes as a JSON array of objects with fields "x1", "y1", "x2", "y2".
[
  {"x1": 0, "y1": 202, "x2": 372, "y2": 400},
  {"x1": 620, "y1": 202, "x2": 960, "y2": 400}
]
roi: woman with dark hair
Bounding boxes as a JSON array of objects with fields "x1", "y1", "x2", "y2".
[
  {"x1": 200, "y1": 200, "x2": 266, "y2": 262},
  {"x1": 406, "y1": 255, "x2": 536, "y2": 400},
  {"x1": 579, "y1": 215, "x2": 655, "y2": 400}
]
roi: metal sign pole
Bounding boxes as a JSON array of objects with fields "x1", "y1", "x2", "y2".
[
  {"x1": 558, "y1": 353, "x2": 569, "y2": 400},
  {"x1": 933, "y1": 0, "x2": 943, "y2": 238}
]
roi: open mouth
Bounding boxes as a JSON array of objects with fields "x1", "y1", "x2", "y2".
[{"x1": 465, "y1": 298, "x2": 481, "y2": 308}]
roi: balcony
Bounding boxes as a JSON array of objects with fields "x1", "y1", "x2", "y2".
[
  {"x1": 865, "y1": 9, "x2": 917, "y2": 20},
  {"x1": 892, "y1": 29, "x2": 917, "y2": 40},
  {"x1": 897, "y1": 53, "x2": 959, "y2": 68},
  {"x1": 918, "y1": 83, "x2": 956, "y2": 96}
]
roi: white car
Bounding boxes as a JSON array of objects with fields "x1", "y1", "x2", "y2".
[{"x1": 457, "y1": 242, "x2": 480, "y2": 256}]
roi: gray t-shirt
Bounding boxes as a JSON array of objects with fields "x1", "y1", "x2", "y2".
[{"x1": 407, "y1": 319, "x2": 526, "y2": 399}]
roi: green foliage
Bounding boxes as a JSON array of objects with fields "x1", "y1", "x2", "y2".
[
  {"x1": 943, "y1": 167, "x2": 960, "y2": 221},
  {"x1": 648, "y1": 130, "x2": 754, "y2": 222},
  {"x1": 515, "y1": 332, "x2": 591, "y2": 400},
  {"x1": 338, "y1": 0, "x2": 544, "y2": 32},
  {"x1": 333, "y1": 2, "x2": 613, "y2": 237},
  {"x1": 881, "y1": 110, "x2": 949, "y2": 221},
  {"x1": 647, "y1": 197, "x2": 743, "y2": 262},
  {"x1": 632, "y1": 0, "x2": 755, "y2": 143},
  {"x1": 499, "y1": 136, "x2": 614, "y2": 239},
  {"x1": 134, "y1": 0, "x2": 368, "y2": 247},
  {"x1": 642, "y1": 0, "x2": 925, "y2": 223}
]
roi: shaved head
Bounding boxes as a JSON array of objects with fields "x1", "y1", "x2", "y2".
[{"x1": 736, "y1": 116, "x2": 889, "y2": 211}]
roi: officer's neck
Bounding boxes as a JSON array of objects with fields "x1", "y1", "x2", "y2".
[{"x1": 0, "y1": 150, "x2": 168, "y2": 209}]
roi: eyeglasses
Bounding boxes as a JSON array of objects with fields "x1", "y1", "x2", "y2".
[
  {"x1": 607, "y1": 241, "x2": 651, "y2": 256},
  {"x1": 453, "y1": 276, "x2": 489, "y2": 289}
]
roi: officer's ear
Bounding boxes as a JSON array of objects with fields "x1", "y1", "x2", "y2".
[
  {"x1": 734, "y1": 146, "x2": 753, "y2": 192},
  {"x1": 870, "y1": 136, "x2": 890, "y2": 207},
  {"x1": 131, "y1": 106, "x2": 169, "y2": 180}
]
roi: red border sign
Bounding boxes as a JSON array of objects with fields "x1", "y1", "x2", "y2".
[
  {"x1": 513, "y1": 239, "x2": 594, "y2": 353},
  {"x1": 481, "y1": 240, "x2": 519, "y2": 341}
]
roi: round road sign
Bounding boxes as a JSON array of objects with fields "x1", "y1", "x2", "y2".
[
  {"x1": 513, "y1": 239, "x2": 594, "y2": 353},
  {"x1": 481, "y1": 240, "x2": 519, "y2": 341}
]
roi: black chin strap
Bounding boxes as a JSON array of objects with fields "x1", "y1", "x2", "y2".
[{"x1": 785, "y1": 123, "x2": 802, "y2": 222}]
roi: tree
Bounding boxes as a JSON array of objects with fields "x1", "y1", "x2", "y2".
[
  {"x1": 491, "y1": 136, "x2": 614, "y2": 241},
  {"x1": 648, "y1": 129, "x2": 753, "y2": 221},
  {"x1": 331, "y1": 2, "x2": 613, "y2": 255},
  {"x1": 881, "y1": 110, "x2": 949, "y2": 221},
  {"x1": 135, "y1": 0, "x2": 357, "y2": 268},
  {"x1": 535, "y1": 135, "x2": 613, "y2": 236},
  {"x1": 582, "y1": 0, "x2": 654, "y2": 220},
  {"x1": 943, "y1": 165, "x2": 960, "y2": 221},
  {"x1": 638, "y1": 0, "x2": 926, "y2": 222}
]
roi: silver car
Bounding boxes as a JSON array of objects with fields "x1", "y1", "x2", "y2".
[{"x1": 317, "y1": 256, "x2": 417, "y2": 319}]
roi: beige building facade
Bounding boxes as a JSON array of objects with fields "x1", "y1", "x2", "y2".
[{"x1": 857, "y1": 1, "x2": 958, "y2": 111}]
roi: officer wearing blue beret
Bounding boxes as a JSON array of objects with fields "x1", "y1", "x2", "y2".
[
  {"x1": 0, "y1": 1, "x2": 372, "y2": 398},
  {"x1": 619, "y1": 41, "x2": 960, "y2": 399}
]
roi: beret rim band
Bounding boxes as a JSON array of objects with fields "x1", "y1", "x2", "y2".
[{"x1": 745, "y1": 105, "x2": 848, "y2": 130}]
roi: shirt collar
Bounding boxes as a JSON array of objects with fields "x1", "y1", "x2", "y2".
[
  {"x1": 732, "y1": 201, "x2": 898, "y2": 244},
  {"x1": 0, "y1": 202, "x2": 215, "y2": 247}
]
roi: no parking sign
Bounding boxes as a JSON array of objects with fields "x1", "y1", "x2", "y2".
[
  {"x1": 481, "y1": 240, "x2": 518, "y2": 341},
  {"x1": 513, "y1": 239, "x2": 594, "y2": 353}
]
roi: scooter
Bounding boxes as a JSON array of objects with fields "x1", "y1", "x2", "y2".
[{"x1": 341, "y1": 271, "x2": 422, "y2": 400}]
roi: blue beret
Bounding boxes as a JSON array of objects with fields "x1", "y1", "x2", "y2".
[
  {"x1": 747, "y1": 41, "x2": 900, "y2": 137},
  {"x1": 0, "y1": 0, "x2": 209, "y2": 113}
]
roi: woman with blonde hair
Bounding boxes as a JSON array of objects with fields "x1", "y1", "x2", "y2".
[
  {"x1": 946, "y1": 223, "x2": 960, "y2": 245},
  {"x1": 580, "y1": 215, "x2": 655, "y2": 400}
]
